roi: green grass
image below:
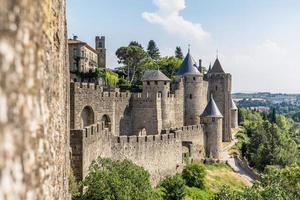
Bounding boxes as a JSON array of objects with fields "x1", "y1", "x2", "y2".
[{"x1": 184, "y1": 163, "x2": 250, "y2": 200}]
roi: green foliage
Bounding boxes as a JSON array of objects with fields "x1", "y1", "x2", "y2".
[
  {"x1": 147, "y1": 40, "x2": 160, "y2": 60},
  {"x1": 102, "y1": 69, "x2": 119, "y2": 87},
  {"x1": 159, "y1": 174, "x2": 186, "y2": 200},
  {"x1": 211, "y1": 164, "x2": 300, "y2": 200},
  {"x1": 185, "y1": 186, "x2": 213, "y2": 200},
  {"x1": 158, "y1": 56, "x2": 182, "y2": 80},
  {"x1": 175, "y1": 46, "x2": 184, "y2": 60},
  {"x1": 182, "y1": 164, "x2": 206, "y2": 189},
  {"x1": 78, "y1": 158, "x2": 160, "y2": 200},
  {"x1": 116, "y1": 42, "x2": 148, "y2": 84},
  {"x1": 68, "y1": 168, "x2": 79, "y2": 198}
]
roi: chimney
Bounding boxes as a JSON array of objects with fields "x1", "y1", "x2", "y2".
[
  {"x1": 199, "y1": 59, "x2": 202, "y2": 73},
  {"x1": 73, "y1": 35, "x2": 78, "y2": 40}
]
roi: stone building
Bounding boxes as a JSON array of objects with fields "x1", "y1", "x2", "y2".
[
  {"x1": 68, "y1": 36, "x2": 98, "y2": 73},
  {"x1": 95, "y1": 36, "x2": 106, "y2": 68},
  {"x1": 70, "y1": 50, "x2": 237, "y2": 184}
]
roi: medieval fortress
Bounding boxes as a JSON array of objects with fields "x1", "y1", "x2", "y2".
[{"x1": 69, "y1": 36, "x2": 238, "y2": 183}]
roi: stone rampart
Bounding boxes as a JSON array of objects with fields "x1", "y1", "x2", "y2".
[{"x1": 70, "y1": 124, "x2": 206, "y2": 184}]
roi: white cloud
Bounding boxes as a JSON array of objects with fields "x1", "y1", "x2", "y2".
[{"x1": 142, "y1": 0, "x2": 210, "y2": 44}]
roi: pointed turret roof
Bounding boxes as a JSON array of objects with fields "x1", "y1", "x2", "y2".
[
  {"x1": 201, "y1": 95, "x2": 223, "y2": 118},
  {"x1": 142, "y1": 69, "x2": 171, "y2": 81},
  {"x1": 210, "y1": 58, "x2": 225, "y2": 73},
  {"x1": 231, "y1": 98, "x2": 238, "y2": 110},
  {"x1": 176, "y1": 51, "x2": 200, "y2": 76}
]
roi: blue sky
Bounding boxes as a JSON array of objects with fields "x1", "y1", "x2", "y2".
[{"x1": 67, "y1": 0, "x2": 300, "y2": 93}]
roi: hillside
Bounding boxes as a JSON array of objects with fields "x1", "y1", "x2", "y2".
[{"x1": 185, "y1": 163, "x2": 251, "y2": 200}]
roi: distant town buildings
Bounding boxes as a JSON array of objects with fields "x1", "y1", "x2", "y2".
[{"x1": 68, "y1": 35, "x2": 106, "y2": 73}]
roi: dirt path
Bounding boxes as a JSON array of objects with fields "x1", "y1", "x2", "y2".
[{"x1": 221, "y1": 131, "x2": 255, "y2": 185}]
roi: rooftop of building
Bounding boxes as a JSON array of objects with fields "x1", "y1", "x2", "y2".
[
  {"x1": 142, "y1": 69, "x2": 171, "y2": 81},
  {"x1": 201, "y1": 95, "x2": 223, "y2": 118},
  {"x1": 209, "y1": 58, "x2": 225, "y2": 73},
  {"x1": 68, "y1": 36, "x2": 98, "y2": 54},
  {"x1": 176, "y1": 50, "x2": 200, "y2": 76}
]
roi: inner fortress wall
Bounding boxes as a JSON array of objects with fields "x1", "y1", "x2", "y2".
[{"x1": 70, "y1": 124, "x2": 206, "y2": 185}]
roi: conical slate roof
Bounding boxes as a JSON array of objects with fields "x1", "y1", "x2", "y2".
[
  {"x1": 142, "y1": 70, "x2": 171, "y2": 81},
  {"x1": 231, "y1": 98, "x2": 238, "y2": 110},
  {"x1": 176, "y1": 51, "x2": 200, "y2": 76},
  {"x1": 201, "y1": 95, "x2": 223, "y2": 118},
  {"x1": 210, "y1": 58, "x2": 225, "y2": 73}
]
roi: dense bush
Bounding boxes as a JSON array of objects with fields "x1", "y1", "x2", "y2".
[
  {"x1": 182, "y1": 163, "x2": 206, "y2": 189},
  {"x1": 77, "y1": 158, "x2": 160, "y2": 200},
  {"x1": 159, "y1": 174, "x2": 186, "y2": 200}
]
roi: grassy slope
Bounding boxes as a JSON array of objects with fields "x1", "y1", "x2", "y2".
[{"x1": 185, "y1": 163, "x2": 251, "y2": 200}]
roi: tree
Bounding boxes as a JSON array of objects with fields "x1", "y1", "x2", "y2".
[
  {"x1": 78, "y1": 158, "x2": 160, "y2": 200},
  {"x1": 182, "y1": 163, "x2": 206, "y2": 189},
  {"x1": 159, "y1": 174, "x2": 186, "y2": 200},
  {"x1": 157, "y1": 56, "x2": 182, "y2": 80},
  {"x1": 102, "y1": 69, "x2": 119, "y2": 88},
  {"x1": 147, "y1": 40, "x2": 160, "y2": 60},
  {"x1": 116, "y1": 43, "x2": 148, "y2": 84},
  {"x1": 129, "y1": 41, "x2": 143, "y2": 48},
  {"x1": 175, "y1": 46, "x2": 184, "y2": 60},
  {"x1": 211, "y1": 165, "x2": 300, "y2": 200}
]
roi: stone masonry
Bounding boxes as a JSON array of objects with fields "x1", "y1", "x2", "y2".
[
  {"x1": 70, "y1": 51, "x2": 237, "y2": 184},
  {"x1": 0, "y1": 0, "x2": 70, "y2": 199}
]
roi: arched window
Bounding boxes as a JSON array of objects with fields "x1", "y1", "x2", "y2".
[
  {"x1": 81, "y1": 106, "x2": 94, "y2": 128},
  {"x1": 101, "y1": 115, "x2": 111, "y2": 131}
]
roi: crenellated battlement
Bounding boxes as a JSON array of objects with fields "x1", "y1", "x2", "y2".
[{"x1": 71, "y1": 81, "x2": 131, "y2": 101}]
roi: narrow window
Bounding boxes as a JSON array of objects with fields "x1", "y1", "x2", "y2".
[
  {"x1": 164, "y1": 81, "x2": 167, "y2": 85},
  {"x1": 193, "y1": 77, "x2": 196, "y2": 80},
  {"x1": 155, "y1": 81, "x2": 158, "y2": 85},
  {"x1": 190, "y1": 94, "x2": 192, "y2": 99},
  {"x1": 215, "y1": 85, "x2": 218, "y2": 91},
  {"x1": 147, "y1": 81, "x2": 150, "y2": 85}
]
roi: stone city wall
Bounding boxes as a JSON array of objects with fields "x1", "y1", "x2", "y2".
[{"x1": 70, "y1": 123, "x2": 206, "y2": 185}]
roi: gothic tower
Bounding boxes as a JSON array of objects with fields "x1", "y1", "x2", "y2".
[
  {"x1": 95, "y1": 36, "x2": 106, "y2": 68},
  {"x1": 206, "y1": 58, "x2": 232, "y2": 142},
  {"x1": 177, "y1": 50, "x2": 207, "y2": 125}
]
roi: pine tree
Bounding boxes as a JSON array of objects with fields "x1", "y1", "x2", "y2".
[
  {"x1": 175, "y1": 46, "x2": 183, "y2": 60},
  {"x1": 147, "y1": 40, "x2": 160, "y2": 60}
]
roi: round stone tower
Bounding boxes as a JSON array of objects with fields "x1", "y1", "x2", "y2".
[
  {"x1": 200, "y1": 95, "x2": 223, "y2": 159},
  {"x1": 176, "y1": 50, "x2": 204, "y2": 125},
  {"x1": 142, "y1": 69, "x2": 171, "y2": 129},
  {"x1": 230, "y1": 98, "x2": 238, "y2": 128}
]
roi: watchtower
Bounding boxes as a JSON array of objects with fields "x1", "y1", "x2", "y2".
[
  {"x1": 95, "y1": 36, "x2": 106, "y2": 68},
  {"x1": 206, "y1": 58, "x2": 232, "y2": 142},
  {"x1": 200, "y1": 95, "x2": 223, "y2": 159},
  {"x1": 176, "y1": 50, "x2": 204, "y2": 125}
]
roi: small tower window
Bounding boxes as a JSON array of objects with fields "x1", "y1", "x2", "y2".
[
  {"x1": 155, "y1": 81, "x2": 158, "y2": 85},
  {"x1": 147, "y1": 81, "x2": 150, "y2": 85},
  {"x1": 190, "y1": 94, "x2": 192, "y2": 99},
  {"x1": 193, "y1": 77, "x2": 196, "y2": 80},
  {"x1": 164, "y1": 81, "x2": 167, "y2": 85},
  {"x1": 215, "y1": 86, "x2": 218, "y2": 91}
]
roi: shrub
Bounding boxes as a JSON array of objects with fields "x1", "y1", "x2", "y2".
[
  {"x1": 159, "y1": 174, "x2": 186, "y2": 200},
  {"x1": 182, "y1": 163, "x2": 206, "y2": 189},
  {"x1": 78, "y1": 158, "x2": 160, "y2": 200}
]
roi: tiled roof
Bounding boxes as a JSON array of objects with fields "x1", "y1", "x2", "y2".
[
  {"x1": 231, "y1": 98, "x2": 238, "y2": 110},
  {"x1": 142, "y1": 70, "x2": 171, "y2": 81},
  {"x1": 201, "y1": 95, "x2": 223, "y2": 118},
  {"x1": 210, "y1": 58, "x2": 225, "y2": 73},
  {"x1": 176, "y1": 52, "x2": 200, "y2": 76}
]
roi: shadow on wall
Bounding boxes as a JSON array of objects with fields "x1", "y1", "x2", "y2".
[{"x1": 81, "y1": 106, "x2": 94, "y2": 128}]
